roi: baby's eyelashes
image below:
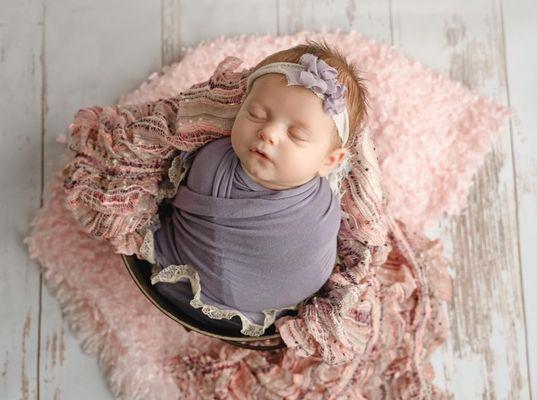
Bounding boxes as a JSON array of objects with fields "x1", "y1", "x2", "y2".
[
  {"x1": 248, "y1": 111, "x2": 266, "y2": 119},
  {"x1": 289, "y1": 127, "x2": 310, "y2": 141},
  {"x1": 290, "y1": 132, "x2": 307, "y2": 141}
]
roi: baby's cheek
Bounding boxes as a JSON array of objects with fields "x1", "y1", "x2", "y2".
[
  {"x1": 284, "y1": 158, "x2": 305, "y2": 175},
  {"x1": 233, "y1": 118, "x2": 250, "y2": 139}
]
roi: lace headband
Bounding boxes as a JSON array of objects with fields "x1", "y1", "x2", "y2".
[{"x1": 245, "y1": 53, "x2": 350, "y2": 146}]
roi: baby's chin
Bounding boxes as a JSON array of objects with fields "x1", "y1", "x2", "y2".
[
  {"x1": 240, "y1": 163, "x2": 280, "y2": 190},
  {"x1": 243, "y1": 164, "x2": 316, "y2": 191},
  {"x1": 238, "y1": 159, "x2": 287, "y2": 190}
]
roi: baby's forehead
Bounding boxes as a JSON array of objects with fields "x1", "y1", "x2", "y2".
[
  {"x1": 245, "y1": 79, "x2": 319, "y2": 112},
  {"x1": 245, "y1": 73, "x2": 338, "y2": 129}
]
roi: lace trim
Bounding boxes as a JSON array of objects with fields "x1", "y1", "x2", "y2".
[
  {"x1": 139, "y1": 151, "x2": 192, "y2": 265},
  {"x1": 139, "y1": 224, "x2": 156, "y2": 264},
  {"x1": 155, "y1": 153, "x2": 193, "y2": 204},
  {"x1": 150, "y1": 263, "x2": 302, "y2": 337}
]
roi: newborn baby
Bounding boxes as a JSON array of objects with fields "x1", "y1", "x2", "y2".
[{"x1": 150, "y1": 40, "x2": 366, "y2": 337}]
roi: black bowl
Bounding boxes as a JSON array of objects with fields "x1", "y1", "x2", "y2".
[{"x1": 121, "y1": 254, "x2": 287, "y2": 351}]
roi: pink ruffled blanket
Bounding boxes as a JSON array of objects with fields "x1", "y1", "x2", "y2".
[{"x1": 25, "y1": 31, "x2": 510, "y2": 399}]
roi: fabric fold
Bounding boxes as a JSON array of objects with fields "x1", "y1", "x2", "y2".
[{"x1": 150, "y1": 136, "x2": 342, "y2": 336}]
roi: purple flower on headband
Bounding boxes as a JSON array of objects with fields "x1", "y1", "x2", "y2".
[{"x1": 298, "y1": 53, "x2": 348, "y2": 115}]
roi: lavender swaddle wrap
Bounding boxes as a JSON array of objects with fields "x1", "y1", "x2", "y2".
[{"x1": 151, "y1": 136, "x2": 342, "y2": 336}]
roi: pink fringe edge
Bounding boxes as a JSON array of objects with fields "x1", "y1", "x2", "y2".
[{"x1": 25, "y1": 29, "x2": 511, "y2": 399}]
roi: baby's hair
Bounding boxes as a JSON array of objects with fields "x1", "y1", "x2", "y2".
[{"x1": 253, "y1": 38, "x2": 368, "y2": 151}]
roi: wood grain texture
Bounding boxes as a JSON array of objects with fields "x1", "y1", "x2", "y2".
[
  {"x1": 392, "y1": 0, "x2": 530, "y2": 398},
  {"x1": 0, "y1": 0, "x2": 534, "y2": 398},
  {"x1": 174, "y1": 0, "x2": 279, "y2": 52},
  {"x1": 502, "y1": 0, "x2": 537, "y2": 398},
  {"x1": 162, "y1": 0, "x2": 184, "y2": 67},
  {"x1": 38, "y1": 0, "x2": 161, "y2": 398},
  {"x1": 277, "y1": 0, "x2": 392, "y2": 43},
  {"x1": 0, "y1": 1, "x2": 43, "y2": 399}
]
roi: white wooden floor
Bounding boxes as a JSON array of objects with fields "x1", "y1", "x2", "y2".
[{"x1": 1, "y1": 1, "x2": 535, "y2": 399}]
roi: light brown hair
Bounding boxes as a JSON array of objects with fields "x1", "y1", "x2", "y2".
[{"x1": 253, "y1": 38, "x2": 368, "y2": 150}]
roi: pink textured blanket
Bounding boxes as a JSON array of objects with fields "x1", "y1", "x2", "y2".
[{"x1": 26, "y1": 31, "x2": 509, "y2": 399}]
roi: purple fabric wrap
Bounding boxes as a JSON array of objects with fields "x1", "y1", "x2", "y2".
[{"x1": 153, "y1": 136, "x2": 342, "y2": 326}]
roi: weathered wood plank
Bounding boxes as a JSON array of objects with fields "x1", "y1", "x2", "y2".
[
  {"x1": 172, "y1": 0, "x2": 278, "y2": 53},
  {"x1": 277, "y1": 0, "x2": 391, "y2": 44},
  {"x1": 391, "y1": 0, "x2": 529, "y2": 398},
  {"x1": 39, "y1": 1, "x2": 162, "y2": 398},
  {"x1": 502, "y1": 0, "x2": 537, "y2": 397},
  {"x1": 0, "y1": 1, "x2": 44, "y2": 399},
  {"x1": 162, "y1": 0, "x2": 184, "y2": 66}
]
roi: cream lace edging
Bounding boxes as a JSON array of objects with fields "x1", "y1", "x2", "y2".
[
  {"x1": 156, "y1": 153, "x2": 192, "y2": 204},
  {"x1": 150, "y1": 264, "x2": 302, "y2": 337},
  {"x1": 139, "y1": 153, "x2": 193, "y2": 265}
]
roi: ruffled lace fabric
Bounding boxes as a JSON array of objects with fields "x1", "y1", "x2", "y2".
[
  {"x1": 61, "y1": 54, "x2": 453, "y2": 397},
  {"x1": 150, "y1": 263, "x2": 303, "y2": 337},
  {"x1": 138, "y1": 152, "x2": 193, "y2": 264},
  {"x1": 62, "y1": 63, "x2": 242, "y2": 255}
]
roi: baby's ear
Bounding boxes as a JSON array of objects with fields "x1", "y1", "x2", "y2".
[{"x1": 318, "y1": 147, "x2": 348, "y2": 177}]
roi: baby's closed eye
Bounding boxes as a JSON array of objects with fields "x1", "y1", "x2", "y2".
[
  {"x1": 289, "y1": 127, "x2": 309, "y2": 140},
  {"x1": 248, "y1": 110, "x2": 265, "y2": 119}
]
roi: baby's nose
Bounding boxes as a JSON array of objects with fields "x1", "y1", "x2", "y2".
[{"x1": 258, "y1": 126, "x2": 280, "y2": 145}]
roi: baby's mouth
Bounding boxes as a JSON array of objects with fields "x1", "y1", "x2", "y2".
[{"x1": 250, "y1": 149, "x2": 271, "y2": 161}]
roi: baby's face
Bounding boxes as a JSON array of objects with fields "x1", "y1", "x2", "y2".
[{"x1": 231, "y1": 73, "x2": 345, "y2": 190}]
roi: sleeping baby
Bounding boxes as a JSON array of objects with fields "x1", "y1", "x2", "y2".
[{"x1": 148, "y1": 40, "x2": 367, "y2": 337}]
